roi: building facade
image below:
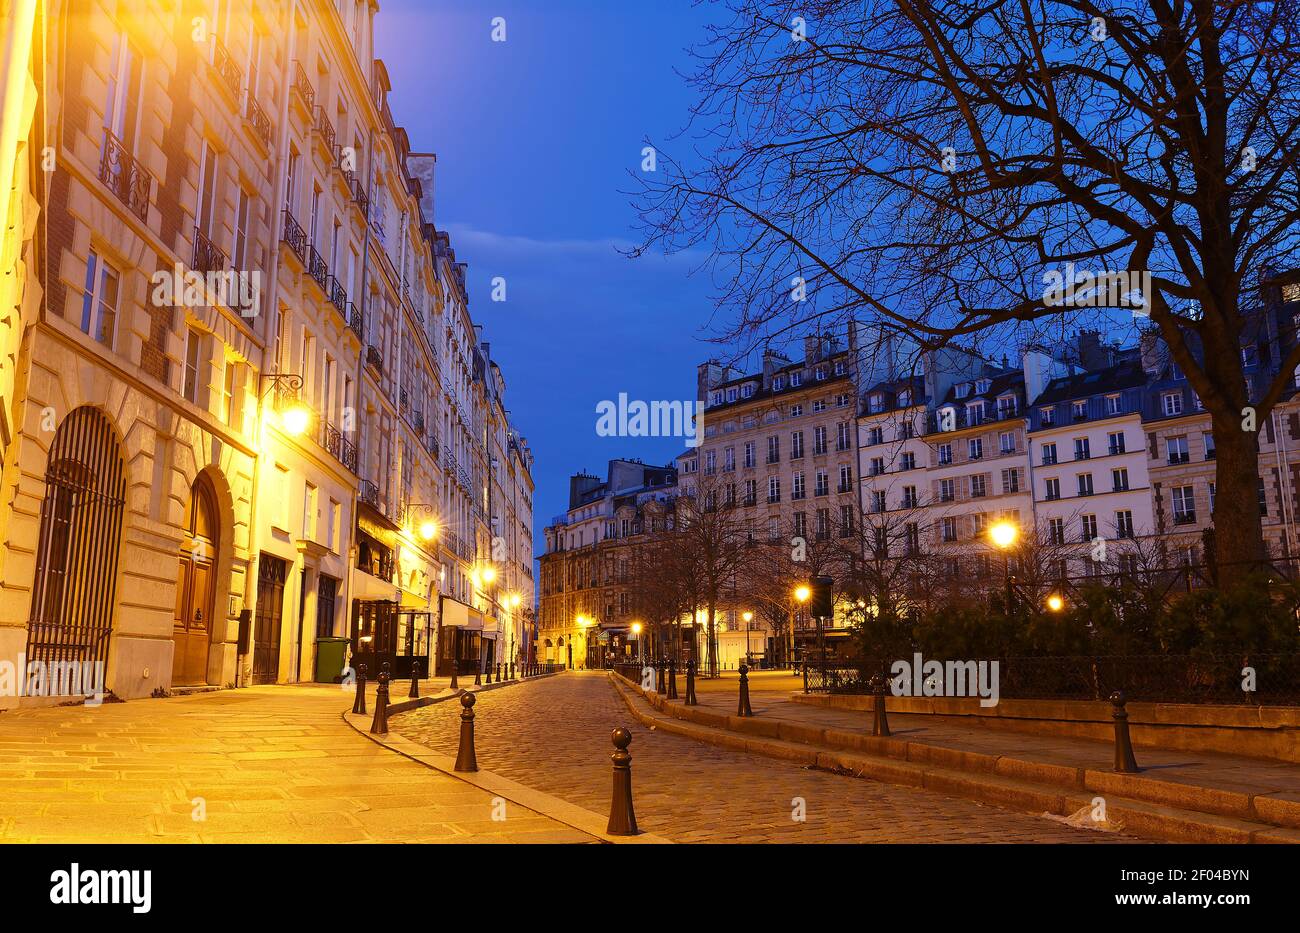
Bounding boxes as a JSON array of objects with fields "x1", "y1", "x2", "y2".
[{"x1": 0, "y1": 0, "x2": 533, "y2": 705}]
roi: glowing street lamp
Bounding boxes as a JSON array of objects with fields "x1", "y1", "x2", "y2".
[
  {"x1": 508, "y1": 593, "x2": 522, "y2": 609},
  {"x1": 480, "y1": 565, "x2": 497, "y2": 585},
  {"x1": 794, "y1": 585, "x2": 811, "y2": 603},
  {"x1": 418, "y1": 519, "x2": 438, "y2": 541},
  {"x1": 988, "y1": 520, "x2": 1019, "y2": 610},
  {"x1": 988, "y1": 520, "x2": 1019, "y2": 550},
  {"x1": 1046, "y1": 593, "x2": 1065, "y2": 613},
  {"x1": 632, "y1": 620, "x2": 643, "y2": 662}
]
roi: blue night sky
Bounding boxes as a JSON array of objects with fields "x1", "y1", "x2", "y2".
[{"x1": 375, "y1": 0, "x2": 721, "y2": 537}]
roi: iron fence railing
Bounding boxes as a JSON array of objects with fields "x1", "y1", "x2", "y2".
[
  {"x1": 212, "y1": 37, "x2": 243, "y2": 99},
  {"x1": 291, "y1": 61, "x2": 315, "y2": 112},
  {"x1": 192, "y1": 226, "x2": 226, "y2": 275},
  {"x1": 799, "y1": 654, "x2": 1300, "y2": 705},
  {"x1": 281, "y1": 208, "x2": 306, "y2": 262},
  {"x1": 98, "y1": 129, "x2": 151, "y2": 221},
  {"x1": 244, "y1": 94, "x2": 272, "y2": 148}
]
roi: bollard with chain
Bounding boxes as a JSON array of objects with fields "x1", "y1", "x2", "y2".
[
  {"x1": 737, "y1": 663, "x2": 754, "y2": 717},
  {"x1": 1110, "y1": 690, "x2": 1140, "y2": 773},
  {"x1": 454, "y1": 690, "x2": 478, "y2": 772},
  {"x1": 685, "y1": 659, "x2": 698, "y2": 705},
  {"x1": 668, "y1": 658, "x2": 679, "y2": 700},
  {"x1": 870, "y1": 673, "x2": 891, "y2": 737},
  {"x1": 606, "y1": 727, "x2": 639, "y2": 836},
  {"x1": 408, "y1": 659, "x2": 421, "y2": 699},
  {"x1": 352, "y1": 662, "x2": 368, "y2": 715},
  {"x1": 370, "y1": 662, "x2": 391, "y2": 735}
]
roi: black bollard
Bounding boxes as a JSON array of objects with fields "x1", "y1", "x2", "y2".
[
  {"x1": 685, "y1": 659, "x2": 698, "y2": 705},
  {"x1": 510, "y1": 660, "x2": 515, "y2": 680},
  {"x1": 738, "y1": 663, "x2": 754, "y2": 717},
  {"x1": 871, "y1": 673, "x2": 891, "y2": 737},
  {"x1": 668, "y1": 659, "x2": 679, "y2": 700},
  {"x1": 1110, "y1": 690, "x2": 1140, "y2": 773},
  {"x1": 408, "y1": 659, "x2": 421, "y2": 699},
  {"x1": 803, "y1": 661, "x2": 809, "y2": 694},
  {"x1": 495, "y1": 662, "x2": 501, "y2": 683},
  {"x1": 474, "y1": 663, "x2": 482, "y2": 686},
  {"x1": 370, "y1": 661, "x2": 391, "y2": 735},
  {"x1": 450, "y1": 659, "x2": 459, "y2": 691},
  {"x1": 606, "y1": 727, "x2": 639, "y2": 836},
  {"x1": 352, "y1": 662, "x2": 368, "y2": 715},
  {"x1": 454, "y1": 690, "x2": 478, "y2": 772}
]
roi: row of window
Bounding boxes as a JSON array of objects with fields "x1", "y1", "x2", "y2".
[{"x1": 708, "y1": 361, "x2": 850, "y2": 406}]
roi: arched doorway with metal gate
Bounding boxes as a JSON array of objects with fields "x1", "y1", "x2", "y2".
[
  {"x1": 172, "y1": 474, "x2": 219, "y2": 685},
  {"x1": 24, "y1": 406, "x2": 127, "y2": 693}
]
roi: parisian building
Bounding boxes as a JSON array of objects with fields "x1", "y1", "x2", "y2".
[{"x1": 0, "y1": 0, "x2": 533, "y2": 705}]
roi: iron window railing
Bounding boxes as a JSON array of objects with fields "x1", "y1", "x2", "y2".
[
  {"x1": 212, "y1": 37, "x2": 243, "y2": 100},
  {"x1": 192, "y1": 226, "x2": 226, "y2": 275},
  {"x1": 291, "y1": 61, "x2": 315, "y2": 112},
  {"x1": 281, "y1": 208, "x2": 307, "y2": 262},
  {"x1": 245, "y1": 94, "x2": 272, "y2": 148},
  {"x1": 306, "y1": 246, "x2": 329, "y2": 291},
  {"x1": 98, "y1": 129, "x2": 151, "y2": 221}
]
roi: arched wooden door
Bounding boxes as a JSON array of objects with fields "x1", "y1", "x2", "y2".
[{"x1": 172, "y1": 475, "x2": 218, "y2": 685}]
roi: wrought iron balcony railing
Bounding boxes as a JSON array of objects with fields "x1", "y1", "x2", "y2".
[
  {"x1": 327, "y1": 275, "x2": 348, "y2": 314},
  {"x1": 291, "y1": 61, "x2": 315, "y2": 112},
  {"x1": 322, "y1": 421, "x2": 358, "y2": 474},
  {"x1": 244, "y1": 94, "x2": 272, "y2": 148},
  {"x1": 98, "y1": 129, "x2": 151, "y2": 221},
  {"x1": 281, "y1": 208, "x2": 307, "y2": 262},
  {"x1": 212, "y1": 37, "x2": 243, "y2": 100},
  {"x1": 314, "y1": 105, "x2": 336, "y2": 153},
  {"x1": 192, "y1": 226, "x2": 226, "y2": 275},
  {"x1": 306, "y1": 246, "x2": 329, "y2": 291},
  {"x1": 346, "y1": 302, "x2": 364, "y2": 340},
  {"x1": 359, "y1": 478, "x2": 380, "y2": 508},
  {"x1": 366, "y1": 344, "x2": 383, "y2": 372},
  {"x1": 350, "y1": 176, "x2": 369, "y2": 215}
]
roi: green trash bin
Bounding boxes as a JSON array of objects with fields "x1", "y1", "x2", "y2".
[{"x1": 314, "y1": 636, "x2": 351, "y2": 683}]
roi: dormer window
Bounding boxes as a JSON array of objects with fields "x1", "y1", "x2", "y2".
[
  {"x1": 815, "y1": 366, "x2": 827, "y2": 381},
  {"x1": 997, "y1": 395, "x2": 1016, "y2": 418},
  {"x1": 869, "y1": 394, "x2": 884, "y2": 413},
  {"x1": 955, "y1": 383, "x2": 970, "y2": 399},
  {"x1": 773, "y1": 375, "x2": 785, "y2": 391},
  {"x1": 711, "y1": 391, "x2": 723, "y2": 406},
  {"x1": 789, "y1": 372, "x2": 802, "y2": 387},
  {"x1": 1072, "y1": 400, "x2": 1087, "y2": 420},
  {"x1": 975, "y1": 378, "x2": 991, "y2": 394},
  {"x1": 834, "y1": 360, "x2": 846, "y2": 375},
  {"x1": 1041, "y1": 406, "x2": 1055, "y2": 426},
  {"x1": 726, "y1": 387, "x2": 738, "y2": 402},
  {"x1": 898, "y1": 389, "x2": 912, "y2": 406},
  {"x1": 741, "y1": 384, "x2": 754, "y2": 398}
]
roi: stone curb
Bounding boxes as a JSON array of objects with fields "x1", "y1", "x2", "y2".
[
  {"x1": 608, "y1": 673, "x2": 1300, "y2": 845},
  {"x1": 384, "y1": 671, "x2": 563, "y2": 716},
  {"x1": 341, "y1": 675, "x2": 673, "y2": 845}
]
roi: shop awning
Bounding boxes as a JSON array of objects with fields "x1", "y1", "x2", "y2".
[
  {"x1": 481, "y1": 615, "x2": 499, "y2": 634},
  {"x1": 352, "y1": 566, "x2": 399, "y2": 603},
  {"x1": 400, "y1": 588, "x2": 429, "y2": 609}
]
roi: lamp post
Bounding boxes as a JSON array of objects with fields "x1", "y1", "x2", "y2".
[
  {"x1": 632, "y1": 621, "x2": 643, "y2": 663},
  {"x1": 988, "y1": 519, "x2": 1019, "y2": 611},
  {"x1": 259, "y1": 373, "x2": 311, "y2": 437},
  {"x1": 794, "y1": 585, "x2": 810, "y2": 666},
  {"x1": 742, "y1": 611, "x2": 753, "y2": 667}
]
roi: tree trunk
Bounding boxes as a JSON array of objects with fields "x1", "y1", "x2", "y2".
[
  {"x1": 707, "y1": 600, "x2": 718, "y2": 677},
  {"x1": 1211, "y1": 413, "x2": 1266, "y2": 571}
]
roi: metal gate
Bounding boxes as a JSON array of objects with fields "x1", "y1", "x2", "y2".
[
  {"x1": 25, "y1": 406, "x2": 126, "y2": 685},
  {"x1": 253, "y1": 554, "x2": 288, "y2": 683}
]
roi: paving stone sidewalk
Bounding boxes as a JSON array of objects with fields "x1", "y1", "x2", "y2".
[
  {"x1": 0, "y1": 685, "x2": 592, "y2": 843},
  {"x1": 683, "y1": 687, "x2": 1300, "y2": 800},
  {"x1": 395, "y1": 672, "x2": 1137, "y2": 843}
]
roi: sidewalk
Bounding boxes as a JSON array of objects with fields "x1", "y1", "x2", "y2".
[{"x1": 610, "y1": 674, "x2": 1300, "y2": 843}]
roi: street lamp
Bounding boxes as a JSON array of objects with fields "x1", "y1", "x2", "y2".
[
  {"x1": 1046, "y1": 593, "x2": 1065, "y2": 613},
  {"x1": 742, "y1": 611, "x2": 753, "y2": 666},
  {"x1": 793, "y1": 586, "x2": 810, "y2": 666},
  {"x1": 260, "y1": 373, "x2": 311, "y2": 437},
  {"x1": 988, "y1": 519, "x2": 1019, "y2": 611},
  {"x1": 632, "y1": 621, "x2": 643, "y2": 663}
]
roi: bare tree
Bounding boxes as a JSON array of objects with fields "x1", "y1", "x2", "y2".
[{"x1": 635, "y1": 0, "x2": 1300, "y2": 573}]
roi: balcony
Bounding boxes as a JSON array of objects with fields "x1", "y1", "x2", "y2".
[
  {"x1": 321, "y1": 421, "x2": 358, "y2": 473},
  {"x1": 346, "y1": 302, "x2": 363, "y2": 340},
  {"x1": 1168, "y1": 452, "x2": 1190, "y2": 465},
  {"x1": 326, "y1": 275, "x2": 348, "y2": 314},
  {"x1": 366, "y1": 344, "x2": 383, "y2": 373},
  {"x1": 290, "y1": 61, "x2": 315, "y2": 115},
  {"x1": 281, "y1": 208, "x2": 306, "y2": 263},
  {"x1": 192, "y1": 226, "x2": 226, "y2": 276},
  {"x1": 98, "y1": 130, "x2": 151, "y2": 221},
  {"x1": 350, "y1": 176, "x2": 369, "y2": 216},
  {"x1": 412, "y1": 410, "x2": 426, "y2": 434},
  {"x1": 306, "y1": 246, "x2": 329, "y2": 292},
  {"x1": 313, "y1": 105, "x2": 336, "y2": 155},
  {"x1": 359, "y1": 478, "x2": 381, "y2": 509},
  {"x1": 244, "y1": 94, "x2": 272, "y2": 149},
  {"x1": 211, "y1": 37, "x2": 243, "y2": 101},
  {"x1": 1173, "y1": 511, "x2": 1197, "y2": 526},
  {"x1": 424, "y1": 433, "x2": 440, "y2": 457}
]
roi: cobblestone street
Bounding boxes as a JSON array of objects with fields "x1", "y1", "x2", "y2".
[{"x1": 396, "y1": 672, "x2": 1139, "y2": 843}]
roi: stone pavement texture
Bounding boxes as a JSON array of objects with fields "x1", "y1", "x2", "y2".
[
  {"x1": 395, "y1": 672, "x2": 1138, "y2": 843},
  {"x1": 687, "y1": 682, "x2": 1300, "y2": 801},
  {"x1": 0, "y1": 684, "x2": 593, "y2": 843}
]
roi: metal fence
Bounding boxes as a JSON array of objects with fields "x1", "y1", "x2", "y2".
[{"x1": 801, "y1": 654, "x2": 1300, "y2": 705}]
